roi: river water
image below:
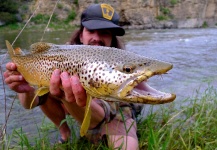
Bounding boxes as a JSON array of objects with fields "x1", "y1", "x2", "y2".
[{"x1": 0, "y1": 28, "x2": 217, "y2": 142}]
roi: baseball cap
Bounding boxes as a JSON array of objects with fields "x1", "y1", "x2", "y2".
[{"x1": 81, "y1": 3, "x2": 125, "y2": 36}]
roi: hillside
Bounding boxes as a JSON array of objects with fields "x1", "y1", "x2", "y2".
[{"x1": 1, "y1": 0, "x2": 217, "y2": 29}]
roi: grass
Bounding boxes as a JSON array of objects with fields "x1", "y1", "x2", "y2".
[
  {"x1": 0, "y1": 22, "x2": 78, "y2": 33},
  {"x1": 0, "y1": 11, "x2": 78, "y2": 33},
  {"x1": 1, "y1": 85, "x2": 217, "y2": 149}
]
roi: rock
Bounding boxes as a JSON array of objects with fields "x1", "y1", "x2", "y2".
[
  {"x1": 0, "y1": 21, "x2": 5, "y2": 26},
  {"x1": 23, "y1": 0, "x2": 217, "y2": 29}
]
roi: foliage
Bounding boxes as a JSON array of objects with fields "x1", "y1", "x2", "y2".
[
  {"x1": 57, "y1": 3, "x2": 64, "y2": 9},
  {"x1": 0, "y1": 0, "x2": 19, "y2": 13},
  {"x1": 31, "y1": 14, "x2": 50, "y2": 24},
  {"x1": 156, "y1": 15, "x2": 168, "y2": 21},
  {"x1": 0, "y1": 12, "x2": 17, "y2": 24},
  {"x1": 156, "y1": 7, "x2": 172, "y2": 21},
  {"x1": 138, "y1": 85, "x2": 217, "y2": 149},
  {"x1": 1, "y1": 85, "x2": 217, "y2": 149},
  {"x1": 0, "y1": 0, "x2": 19, "y2": 24},
  {"x1": 202, "y1": 21, "x2": 208, "y2": 28},
  {"x1": 160, "y1": 7, "x2": 171, "y2": 15},
  {"x1": 170, "y1": 0, "x2": 178, "y2": 6},
  {"x1": 31, "y1": 14, "x2": 60, "y2": 24},
  {"x1": 74, "y1": 0, "x2": 79, "y2": 6},
  {"x1": 65, "y1": 10, "x2": 77, "y2": 23}
]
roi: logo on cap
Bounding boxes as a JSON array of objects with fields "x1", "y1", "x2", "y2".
[{"x1": 100, "y1": 4, "x2": 114, "y2": 20}]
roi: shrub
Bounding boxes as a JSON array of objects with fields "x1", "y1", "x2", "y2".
[
  {"x1": 0, "y1": 0, "x2": 19, "y2": 14},
  {"x1": 74, "y1": 0, "x2": 78, "y2": 5},
  {"x1": 31, "y1": 14, "x2": 50, "y2": 24},
  {"x1": 170, "y1": 0, "x2": 178, "y2": 6},
  {"x1": 0, "y1": 12, "x2": 17, "y2": 24},
  {"x1": 156, "y1": 15, "x2": 168, "y2": 21},
  {"x1": 202, "y1": 21, "x2": 208, "y2": 28},
  {"x1": 65, "y1": 10, "x2": 76, "y2": 23},
  {"x1": 57, "y1": 3, "x2": 63, "y2": 9},
  {"x1": 160, "y1": 7, "x2": 171, "y2": 15}
]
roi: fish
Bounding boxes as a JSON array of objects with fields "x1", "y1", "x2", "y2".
[{"x1": 5, "y1": 40, "x2": 176, "y2": 136}]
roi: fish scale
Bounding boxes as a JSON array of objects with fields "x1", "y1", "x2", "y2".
[{"x1": 6, "y1": 40, "x2": 176, "y2": 136}]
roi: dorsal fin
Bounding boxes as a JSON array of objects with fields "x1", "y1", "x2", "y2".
[{"x1": 30, "y1": 42, "x2": 53, "y2": 54}]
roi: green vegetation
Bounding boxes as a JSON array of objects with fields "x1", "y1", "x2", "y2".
[
  {"x1": 156, "y1": 15, "x2": 168, "y2": 21},
  {"x1": 160, "y1": 7, "x2": 171, "y2": 15},
  {"x1": 31, "y1": 14, "x2": 53, "y2": 24},
  {"x1": 170, "y1": 0, "x2": 179, "y2": 6},
  {"x1": 57, "y1": 3, "x2": 64, "y2": 10},
  {"x1": 156, "y1": 7, "x2": 172, "y2": 21},
  {"x1": 0, "y1": 0, "x2": 19, "y2": 24},
  {"x1": 65, "y1": 10, "x2": 77, "y2": 23},
  {"x1": 0, "y1": 10, "x2": 78, "y2": 33},
  {"x1": 202, "y1": 21, "x2": 208, "y2": 28},
  {"x1": 94, "y1": 0, "x2": 99, "y2": 4},
  {"x1": 0, "y1": 0, "x2": 77, "y2": 30},
  {"x1": 74, "y1": 0, "x2": 79, "y2": 6},
  {"x1": 1, "y1": 85, "x2": 217, "y2": 149}
]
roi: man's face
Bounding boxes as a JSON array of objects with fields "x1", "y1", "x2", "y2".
[{"x1": 80, "y1": 27, "x2": 113, "y2": 46}]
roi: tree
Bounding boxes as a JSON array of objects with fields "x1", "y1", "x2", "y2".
[{"x1": 0, "y1": 0, "x2": 19, "y2": 24}]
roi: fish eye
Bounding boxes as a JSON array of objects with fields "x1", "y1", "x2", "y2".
[
  {"x1": 124, "y1": 67, "x2": 131, "y2": 73},
  {"x1": 123, "y1": 64, "x2": 136, "y2": 73}
]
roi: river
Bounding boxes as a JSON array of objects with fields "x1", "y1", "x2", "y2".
[{"x1": 0, "y1": 28, "x2": 217, "y2": 143}]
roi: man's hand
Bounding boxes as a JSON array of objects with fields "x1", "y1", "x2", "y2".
[
  {"x1": 4, "y1": 62, "x2": 34, "y2": 93},
  {"x1": 49, "y1": 69, "x2": 87, "y2": 107}
]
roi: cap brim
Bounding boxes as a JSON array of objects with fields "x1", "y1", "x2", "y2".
[{"x1": 82, "y1": 20, "x2": 125, "y2": 36}]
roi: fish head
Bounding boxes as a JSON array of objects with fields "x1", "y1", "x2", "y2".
[{"x1": 81, "y1": 56, "x2": 176, "y2": 104}]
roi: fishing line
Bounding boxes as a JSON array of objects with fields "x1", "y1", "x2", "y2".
[
  {"x1": 40, "y1": 0, "x2": 60, "y2": 42},
  {"x1": 0, "y1": 2, "x2": 41, "y2": 143},
  {"x1": 12, "y1": 1, "x2": 41, "y2": 46}
]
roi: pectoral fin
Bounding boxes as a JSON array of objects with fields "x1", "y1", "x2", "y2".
[
  {"x1": 80, "y1": 94, "x2": 92, "y2": 137},
  {"x1": 30, "y1": 86, "x2": 49, "y2": 109}
]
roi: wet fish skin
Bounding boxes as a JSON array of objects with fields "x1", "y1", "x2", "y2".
[
  {"x1": 5, "y1": 40, "x2": 176, "y2": 136},
  {"x1": 6, "y1": 41, "x2": 176, "y2": 104}
]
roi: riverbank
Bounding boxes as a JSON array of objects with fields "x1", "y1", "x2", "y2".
[
  {"x1": 0, "y1": 23, "x2": 78, "y2": 33},
  {"x1": 1, "y1": 85, "x2": 217, "y2": 149},
  {"x1": 1, "y1": 28, "x2": 217, "y2": 149}
]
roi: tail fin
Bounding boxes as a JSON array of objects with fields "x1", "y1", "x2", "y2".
[{"x1": 5, "y1": 40, "x2": 15, "y2": 58}]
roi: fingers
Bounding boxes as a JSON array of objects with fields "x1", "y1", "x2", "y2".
[
  {"x1": 5, "y1": 62, "x2": 17, "y2": 71},
  {"x1": 4, "y1": 62, "x2": 19, "y2": 78},
  {"x1": 49, "y1": 70, "x2": 86, "y2": 106},
  {"x1": 4, "y1": 62, "x2": 32, "y2": 93},
  {"x1": 50, "y1": 69, "x2": 62, "y2": 96},
  {"x1": 50, "y1": 70, "x2": 76, "y2": 103},
  {"x1": 71, "y1": 75, "x2": 87, "y2": 107},
  {"x1": 60, "y1": 72, "x2": 76, "y2": 102}
]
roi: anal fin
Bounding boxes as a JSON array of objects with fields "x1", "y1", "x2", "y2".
[
  {"x1": 30, "y1": 86, "x2": 49, "y2": 109},
  {"x1": 80, "y1": 94, "x2": 92, "y2": 137}
]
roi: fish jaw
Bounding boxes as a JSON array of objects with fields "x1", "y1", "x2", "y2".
[
  {"x1": 127, "y1": 81, "x2": 176, "y2": 104},
  {"x1": 116, "y1": 74, "x2": 176, "y2": 104},
  {"x1": 115, "y1": 62, "x2": 176, "y2": 104}
]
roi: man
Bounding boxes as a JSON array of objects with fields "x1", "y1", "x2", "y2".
[{"x1": 4, "y1": 3, "x2": 140, "y2": 149}]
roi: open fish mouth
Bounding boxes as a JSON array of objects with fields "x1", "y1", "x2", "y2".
[
  {"x1": 118, "y1": 74, "x2": 176, "y2": 104},
  {"x1": 132, "y1": 82, "x2": 175, "y2": 102}
]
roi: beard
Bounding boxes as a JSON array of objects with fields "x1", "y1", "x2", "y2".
[{"x1": 88, "y1": 41, "x2": 105, "y2": 46}]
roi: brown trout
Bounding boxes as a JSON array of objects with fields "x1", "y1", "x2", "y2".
[{"x1": 6, "y1": 40, "x2": 176, "y2": 136}]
